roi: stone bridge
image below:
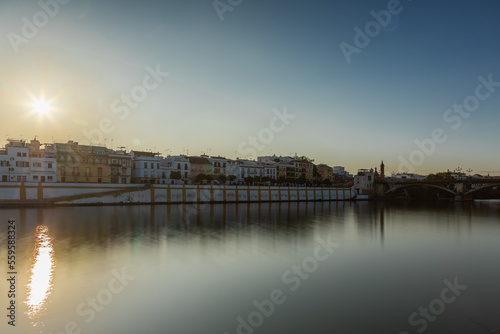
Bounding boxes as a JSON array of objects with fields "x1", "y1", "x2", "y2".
[{"x1": 373, "y1": 178, "x2": 500, "y2": 201}]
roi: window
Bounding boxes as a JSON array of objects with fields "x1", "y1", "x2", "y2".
[
  {"x1": 48, "y1": 163, "x2": 53, "y2": 168},
  {"x1": 98, "y1": 178, "x2": 102, "y2": 183},
  {"x1": 16, "y1": 161, "x2": 23, "y2": 167},
  {"x1": 185, "y1": 164, "x2": 188, "y2": 170},
  {"x1": 60, "y1": 166, "x2": 66, "y2": 175},
  {"x1": 144, "y1": 171, "x2": 149, "y2": 178},
  {"x1": 89, "y1": 157, "x2": 93, "y2": 164},
  {"x1": 85, "y1": 167, "x2": 91, "y2": 176},
  {"x1": 24, "y1": 162, "x2": 29, "y2": 167},
  {"x1": 33, "y1": 176, "x2": 39, "y2": 181},
  {"x1": 177, "y1": 163, "x2": 181, "y2": 169},
  {"x1": 150, "y1": 163, "x2": 154, "y2": 169},
  {"x1": 1, "y1": 161, "x2": 9, "y2": 166},
  {"x1": 33, "y1": 162, "x2": 42, "y2": 167},
  {"x1": 144, "y1": 162, "x2": 147, "y2": 168},
  {"x1": 102, "y1": 158, "x2": 106, "y2": 164},
  {"x1": 121, "y1": 177, "x2": 127, "y2": 184},
  {"x1": 97, "y1": 167, "x2": 103, "y2": 176},
  {"x1": 48, "y1": 176, "x2": 53, "y2": 181},
  {"x1": 22, "y1": 153, "x2": 27, "y2": 157},
  {"x1": 17, "y1": 152, "x2": 21, "y2": 157}
]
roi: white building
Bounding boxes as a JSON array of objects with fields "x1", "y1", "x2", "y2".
[
  {"x1": 353, "y1": 168, "x2": 375, "y2": 195},
  {"x1": 238, "y1": 159, "x2": 263, "y2": 180},
  {"x1": 29, "y1": 139, "x2": 57, "y2": 183},
  {"x1": 261, "y1": 163, "x2": 278, "y2": 180},
  {"x1": 161, "y1": 155, "x2": 190, "y2": 184},
  {"x1": 208, "y1": 156, "x2": 229, "y2": 177},
  {"x1": 130, "y1": 151, "x2": 164, "y2": 184},
  {"x1": 0, "y1": 139, "x2": 30, "y2": 182},
  {"x1": 391, "y1": 172, "x2": 426, "y2": 181}
]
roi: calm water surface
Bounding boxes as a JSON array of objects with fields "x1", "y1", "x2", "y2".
[{"x1": 1, "y1": 201, "x2": 499, "y2": 334}]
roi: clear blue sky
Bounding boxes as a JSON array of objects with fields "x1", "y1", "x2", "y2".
[{"x1": 1, "y1": 0, "x2": 499, "y2": 175}]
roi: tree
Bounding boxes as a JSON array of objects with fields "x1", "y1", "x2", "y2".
[
  {"x1": 228, "y1": 175, "x2": 237, "y2": 183},
  {"x1": 244, "y1": 176, "x2": 254, "y2": 185},
  {"x1": 261, "y1": 176, "x2": 272, "y2": 183},
  {"x1": 296, "y1": 155, "x2": 314, "y2": 163},
  {"x1": 297, "y1": 175, "x2": 307, "y2": 185},
  {"x1": 218, "y1": 174, "x2": 227, "y2": 184},
  {"x1": 195, "y1": 173, "x2": 206, "y2": 183},
  {"x1": 170, "y1": 171, "x2": 181, "y2": 180},
  {"x1": 277, "y1": 176, "x2": 286, "y2": 184}
]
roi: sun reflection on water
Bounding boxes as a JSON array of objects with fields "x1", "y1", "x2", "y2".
[{"x1": 25, "y1": 225, "x2": 55, "y2": 324}]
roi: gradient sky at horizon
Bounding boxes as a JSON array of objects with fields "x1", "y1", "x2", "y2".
[{"x1": 1, "y1": 0, "x2": 499, "y2": 175}]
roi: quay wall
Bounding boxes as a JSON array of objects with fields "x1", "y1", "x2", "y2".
[{"x1": 0, "y1": 182, "x2": 356, "y2": 206}]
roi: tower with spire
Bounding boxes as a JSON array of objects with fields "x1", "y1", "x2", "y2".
[{"x1": 380, "y1": 160, "x2": 385, "y2": 178}]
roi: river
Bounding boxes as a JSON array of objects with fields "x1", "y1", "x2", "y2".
[{"x1": 0, "y1": 201, "x2": 499, "y2": 334}]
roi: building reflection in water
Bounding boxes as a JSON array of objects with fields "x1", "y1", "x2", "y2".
[{"x1": 25, "y1": 225, "x2": 55, "y2": 325}]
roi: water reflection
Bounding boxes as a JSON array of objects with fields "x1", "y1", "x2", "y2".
[{"x1": 25, "y1": 225, "x2": 55, "y2": 325}]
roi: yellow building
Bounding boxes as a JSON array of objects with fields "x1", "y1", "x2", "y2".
[
  {"x1": 54, "y1": 141, "x2": 109, "y2": 183},
  {"x1": 317, "y1": 164, "x2": 334, "y2": 181},
  {"x1": 293, "y1": 158, "x2": 314, "y2": 182}
]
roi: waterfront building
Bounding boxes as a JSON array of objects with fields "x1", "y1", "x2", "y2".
[
  {"x1": 353, "y1": 168, "x2": 375, "y2": 195},
  {"x1": 317, "y1": 164, "x2": 334, "y2": 181},
  {"x1": 188, "y1": 156, "x2": 213, "y2": 181},
  {"x1": 261, "y1": 163, "x2": 278, "y2": 180},
  {"x1": 237, "y1": 159, "x2": 264, "y2": 180},
  {"x1": 208, "y1": 156, "x2": 229, "y2": 176},
  {"x1": 29, "y1": 139, "x2": 57, "y2": 183},
  {"x1": 161, "y1": 155, "x2": 190, "y2": 183},
  {"x1": 391, "y1": 172, "x2": 426, "y2": 181},
  {"x1": 131, "y1": 151, "x2": 163, "y2": 184},
  {"x1": 277, "y1": 162, "x2": 297, "y2": 180},
  {"x1": 292, "y1": 158, "x2": 314, "y2": 182},
  {"x1": 108, "y1": 148, "x2": 132, "y2": 184},
  {"x1": 0, "y1": 139, "x2": 30, "y2": 182},
  {"x1": 54, "y1": 141, "x2": 109, "y2": 183}
]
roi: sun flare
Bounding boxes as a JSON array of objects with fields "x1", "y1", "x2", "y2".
[{"x1": 32, "y1": 99, "x2": 51, "y2": 115}]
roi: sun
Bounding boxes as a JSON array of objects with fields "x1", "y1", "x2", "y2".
[{"x1": 31, "y1": 99, "x2": 51, "y2": 115}]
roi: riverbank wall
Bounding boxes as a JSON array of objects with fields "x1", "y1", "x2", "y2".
[{"x1": 0, "y1": 182, "x2": 356, "y2": 206}]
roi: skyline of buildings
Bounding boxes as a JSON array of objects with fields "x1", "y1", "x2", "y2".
[{"x1": 0, "y1": 138, "x2": 353, "y2": 185}]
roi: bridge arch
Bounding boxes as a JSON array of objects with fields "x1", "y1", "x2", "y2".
[
  {"x1": 464, "y1": 183, "x2": 500, "y2": 196},
  {"x1": 384, "y1": 183, "x2": 456, "y2": 196}
]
